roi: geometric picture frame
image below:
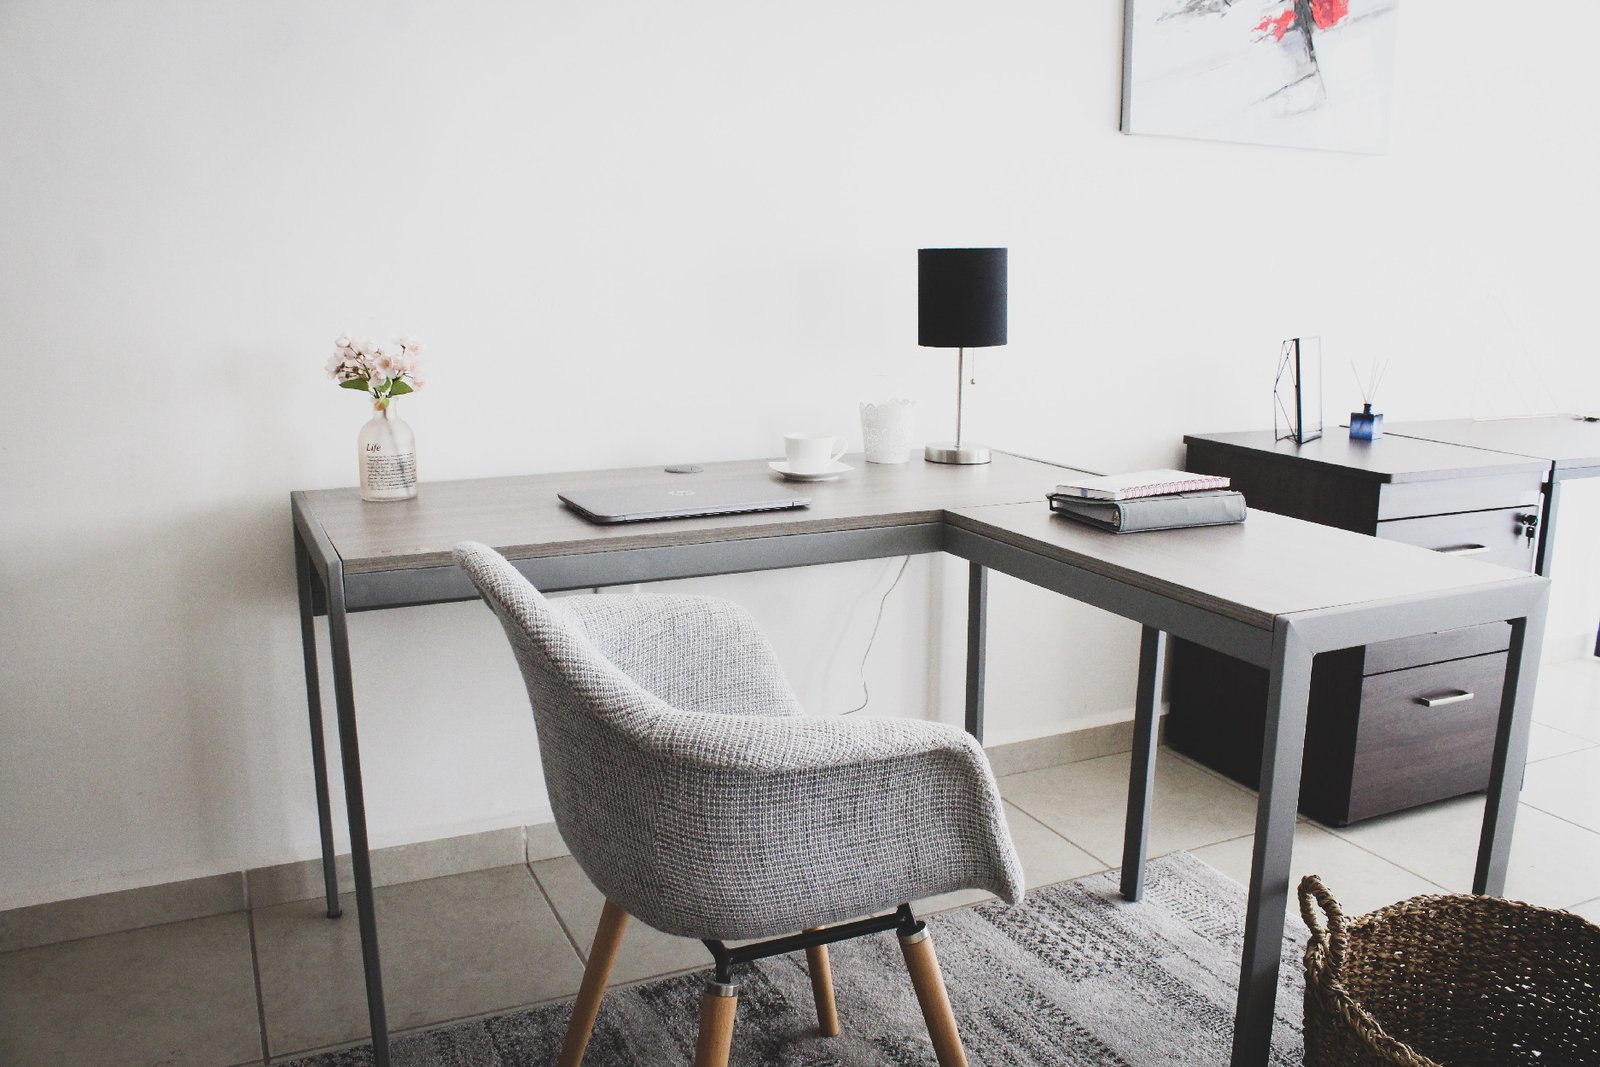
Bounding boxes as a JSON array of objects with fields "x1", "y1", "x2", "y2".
[{"x1": 1275, "y1": 336, "x2": 1323, "y2": 444}]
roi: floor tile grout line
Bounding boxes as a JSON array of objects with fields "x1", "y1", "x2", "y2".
[
  {"x1": 280, "y1": 961, "x2": 738, "y2": 1064},
  {"x1": 1305, "y1": 819, "x2": 1459, "y2": 883},
  {"x1": 1514, "y1": 797, "x2": 1600, "y2": 838},
  {"x1": 244, "y1": 904, "x2": 273, "y2": 1065},
  {"x1": 1525, "y1": 719, "x2": 1600, "y2": 761},
  {"x1": 1525, "y1": 740, "x2": 1600, "y2": 767},
  {"x1": 1002, "y1": 801, "x2": 1115, "y2": 871},
  {"x1": 1004, "y1": 750, "x2": 1265, "y2": 867},
  {"x1": 1529, "y1": 715, "x2": 1600, "y2": 745},
  {"x1": 1315, "y1": 798, "x2": 1600, "y2": 898},
  {"x1": 527, "y1": 860, "x2": 589, "y2": 964},
  {"x1": 1295, "y1": 820, "x2": 1456, "y2": 894},
  {"x1": 277, "y1": 985, "x2": 597, "y2": 1062},
  {"x1": 1197, "y1": 831, "x2": 1255, "y2": 851},
  {"x1": 999, "y1": 795, "x2": 1117, "y2": 869}
]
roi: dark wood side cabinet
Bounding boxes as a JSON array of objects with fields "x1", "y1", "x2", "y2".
[{"x1": 1169, "y1": 431, "x2": 1547, "y2": 825}]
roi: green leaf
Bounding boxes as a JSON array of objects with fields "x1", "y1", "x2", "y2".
[
  {"x1": 388, "y1": 380, "x2": 413, "y2": 397},
  {"x1": 340, "y1": 378, "x2": 371, "y2": 391}
]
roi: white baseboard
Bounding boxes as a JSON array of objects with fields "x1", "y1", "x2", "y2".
[{"x1": 0, "y1": 721, "x2": 1133, "y2": 952}]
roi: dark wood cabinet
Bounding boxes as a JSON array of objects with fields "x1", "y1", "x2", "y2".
[{"x1": 1168, "y1": 431, "x2": 1547, "y2": 825}]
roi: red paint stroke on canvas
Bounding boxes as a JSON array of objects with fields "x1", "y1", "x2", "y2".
[
  {"x1": 1312, "y1": 0, "x2": 1350, "y2": 29},
  {"x1": 1256, "y1": 8, "x2": 1298, "y2": 39},
  {"x1": 1255, "y1": 0, "x2": 1350, "y2": 40}
]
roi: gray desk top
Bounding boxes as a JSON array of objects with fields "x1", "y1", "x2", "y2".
[
  {"x1": 1184, "y1": 429, "x2": 1548, "y2": 483},
  {"x1": 949, "y1": 503, "x2": 1536, "y2": 632},
  {"x1": 1385, "y1": 416, "x2": 1600, "y2": 473},
  {"x1": 301, "y1": 451, "x2": 1081, "y2": 574},
  {"x1": 297, "y1": 450, "x2": 1543, "y2": 635}
]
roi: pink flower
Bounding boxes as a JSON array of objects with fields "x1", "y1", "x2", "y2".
[
  {"x1": 325, "y1": 333, "x2": 426, "y2": 395},
  {"x1": 371, "y1": 349, "x2": 402, "y2": 380}
]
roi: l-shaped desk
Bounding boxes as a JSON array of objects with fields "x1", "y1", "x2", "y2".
[{"x1": 290, "y1": 451, "x2": 1549, "y2": 1067}]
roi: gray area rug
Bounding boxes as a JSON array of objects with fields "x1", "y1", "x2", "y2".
[{"x1": 287, "y1": 852, "x2": 1306, "y2": 1066}]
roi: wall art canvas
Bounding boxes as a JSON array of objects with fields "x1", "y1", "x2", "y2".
[{"x1": 1121, "y1": 0, "x2": 1400, "y2": 154}]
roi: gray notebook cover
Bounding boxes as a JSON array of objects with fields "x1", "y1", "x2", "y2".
[{"x1": 1047, "y1": 490, "x2": 1247, "y2": 533}]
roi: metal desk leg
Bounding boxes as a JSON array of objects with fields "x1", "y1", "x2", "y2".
[
  {"x1": 1231, "y1": 622, "x2": 1312, "y2": 1067},
  {"x1": 1528, "y1": 475, "x2": 1590, "y2": 661},
  {"x1": 1533, "y1": 474, "x2": 1560, "y2": 578},
  {"x1": 325, "y1": 562, "x2": 392, "y2": 1067},
  {"x1": 294, "y1": 530, "x2": 342, "y2": 919},
  {"x1": 965, "y1": 562, "x2": 988, "y2": 741},
  {"x1": 1475, "y1": 602, "x2": 1547, "y2": 896},
  {"x1": 1120, "y1": 626, "x2": 1166, "y2": 902}
]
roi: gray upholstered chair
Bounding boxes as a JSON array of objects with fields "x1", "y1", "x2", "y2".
[{"x1": 455, "y1": 542, "x2": 1023, "y2": 1067}]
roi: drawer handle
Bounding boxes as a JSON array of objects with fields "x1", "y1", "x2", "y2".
[
  {"x1": 1416, "y1": 690, "x2": 1475, "y2": 707},
  {"x1": 1436, "y1": 544, "x2": 1491, "y2": 556}
]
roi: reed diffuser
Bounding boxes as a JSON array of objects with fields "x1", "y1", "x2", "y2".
[{"x1": 1349, "y1": 357, "x2": 1389, "y2": 441}]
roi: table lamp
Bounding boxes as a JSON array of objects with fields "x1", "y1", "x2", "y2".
[{"x1": 919, "y1": 247, "x2": 1007, "y2": 464}]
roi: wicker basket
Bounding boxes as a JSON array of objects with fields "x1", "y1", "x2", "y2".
[{"x1": 1298, "y1": 875, "x2": 1600, "y2": 1067}]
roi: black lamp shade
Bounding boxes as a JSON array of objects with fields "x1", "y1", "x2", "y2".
[{"x1": 918, "y1": 247, "x2": 1007, "y2": 349}]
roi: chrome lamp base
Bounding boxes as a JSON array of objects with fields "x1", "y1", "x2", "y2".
[{"x1": 925, "y1": 442, "x2": 992, "y2": 465}]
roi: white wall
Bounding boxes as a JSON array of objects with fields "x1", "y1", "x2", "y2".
[{"x1": 3, "y1": 1, "x2": 1596, "y2": 910}]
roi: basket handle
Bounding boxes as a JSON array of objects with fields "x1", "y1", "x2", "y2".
[{"x1": 1298, "y1": 874, "x2": 1347, "y2": 974}]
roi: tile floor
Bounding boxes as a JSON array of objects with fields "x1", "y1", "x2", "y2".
[{"x1": 4, "y1": 658, "x2": 1599, "y2": 1066}]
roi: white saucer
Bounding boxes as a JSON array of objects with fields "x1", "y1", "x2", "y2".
[{"x1": 769, "y1": 460, "x2": 853, "y2": 482}]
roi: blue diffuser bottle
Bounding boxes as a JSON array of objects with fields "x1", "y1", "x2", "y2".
[
  {"x1": 1348, "y1": 355, "x2": 1389, "y2": 441},
  {"x1": 1350, "y1": 402, "x2": 1384, "y2": 441}
]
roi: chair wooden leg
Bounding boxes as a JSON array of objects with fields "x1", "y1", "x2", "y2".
[
  {"x1": 899, "y1": 925, "x2": 968, "y2": 1067},
  {"x1": 693, "y1": 980, "x2": 739, "y2": 1067},
  {"x1": 804, "y1": 931, "x2": 840, "y2": 1037},
  {"x1": 558, "y1": 898, "x2": 630, "y2": 1067}
]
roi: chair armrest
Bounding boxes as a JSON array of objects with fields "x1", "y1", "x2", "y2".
[
  {"x1": 633, "y1": 706, "x2": 978, "y2": 772},
  {"x1": 616, "y1": 711, "x2": 1025, "y2": 939},
  {"x1": 558, "y1": 594, "x2": 803, "y2": 718}
]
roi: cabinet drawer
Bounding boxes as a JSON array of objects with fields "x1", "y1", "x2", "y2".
[
  {"x1": 1362, "y1": 621, "x2": 1512, "y2": 675},
  {"x1": 1376, "y1": 473, "x2": 1542, "y2": 521},
  {"x1": 1376, "y1": 507, "x2": 1537, "y2": 572},
  {"x1": 1347, "y1": 652, "x2": 1506, "y2": 821}
]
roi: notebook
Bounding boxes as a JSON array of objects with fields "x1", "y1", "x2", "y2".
[
  {"x1": 558, "y1": 478, "x2": 812, "y2": 524},
  {"x1": 1053, "y1": 468, "x2": 1230, "y2": 501},
  {"x1": 1048, "y1": 489, "x2": 1247, "y2": 533}
]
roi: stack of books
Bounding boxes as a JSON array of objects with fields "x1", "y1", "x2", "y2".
[{"x1": 1048, "y1": 469, "x2": 1246, "y2": 533}]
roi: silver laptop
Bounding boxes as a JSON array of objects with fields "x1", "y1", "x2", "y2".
[{"x1": 558, "y1": 478, "x2": 811, "y2": 524}]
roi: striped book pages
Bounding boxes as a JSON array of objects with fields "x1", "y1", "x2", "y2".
[{"x1": 1053, "y1": 468, "x2": 1231, "y2": 501}]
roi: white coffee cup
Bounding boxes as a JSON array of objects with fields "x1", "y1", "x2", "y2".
[{"x1": 784, "y1": 432, "x2": 846, "y2": 474}]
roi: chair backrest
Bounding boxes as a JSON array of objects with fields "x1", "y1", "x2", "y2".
[{"x1": 453, "y1": 542, "x2": 671, "y2": 909}]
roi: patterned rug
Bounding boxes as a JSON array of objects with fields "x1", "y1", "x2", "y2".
[{"x1": 287, "y1": 852, "x2": 1306, "y2": 1066}]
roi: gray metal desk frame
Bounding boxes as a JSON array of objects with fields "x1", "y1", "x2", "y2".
[{"x1": 290, "y1": 462, "x2": 1549, "y2": 1067}]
